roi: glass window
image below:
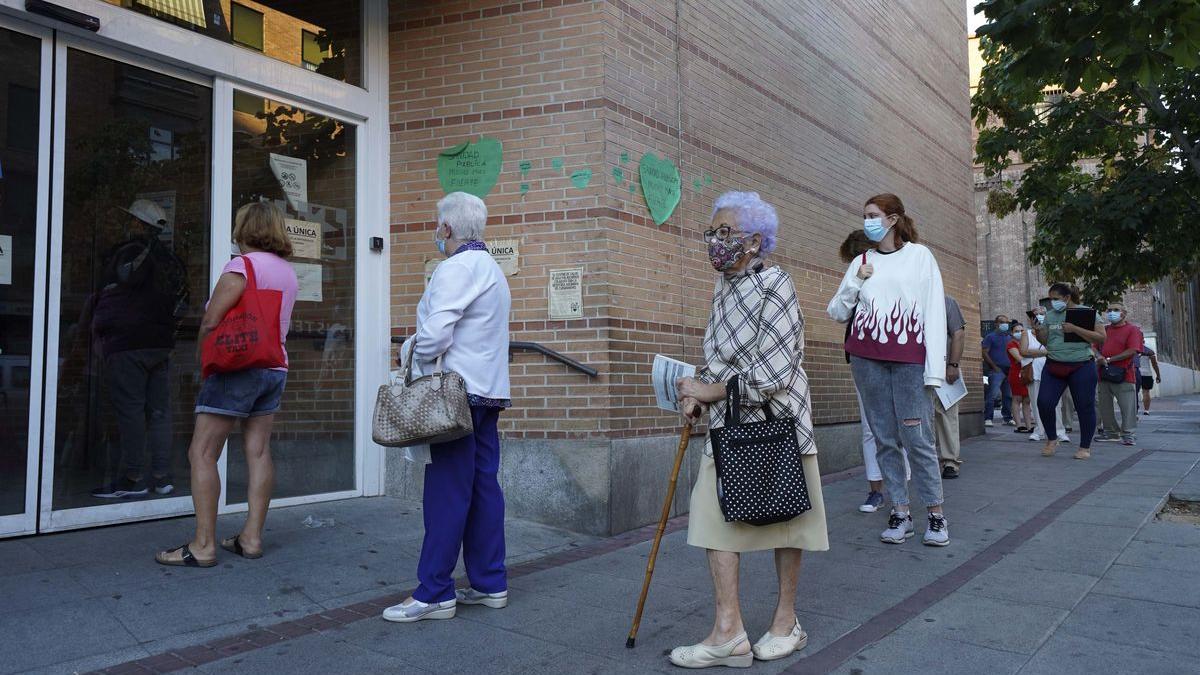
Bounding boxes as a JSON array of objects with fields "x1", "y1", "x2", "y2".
[
  {"x1": 105, "y1": 1, "x2": 362, "y2": 86},
  {"x1": 231, "y1": 4, "x2": 264, "y2": 52},
  {"x1": 228, "y1": 91, "x2": 356, "y2": 502}
]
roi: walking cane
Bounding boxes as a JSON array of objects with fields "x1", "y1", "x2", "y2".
[{"x1": 626, "y1": 411, "x2": 695, "y2": 648}]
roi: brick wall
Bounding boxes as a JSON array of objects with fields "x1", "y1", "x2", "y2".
[{"x1": 389, "y1": 0, "x2": 979, "y2": 444}]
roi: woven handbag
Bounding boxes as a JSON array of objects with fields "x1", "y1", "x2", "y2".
[
  {"x1": 372, "y1": 340, "x2": 473, "y2": 448},
  {"x1": 710, "y1": 375, "x2": 811, "y2": 526}
]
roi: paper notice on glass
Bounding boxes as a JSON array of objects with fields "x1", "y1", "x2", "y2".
[
  {"x1": 269, "y1": 153, "x2": 308, "y2": 208},
  {"x1": 284, "y1": 218, "x2": 322, "y2": 259},
  {"x1": 652, "y1": 354, "x2": 696, "y2": 413},
  {"x1": 292, "y1": 262, "x2": 323, "y2": 302},
  {"x1": 548, "y1": 267, "x2": 583, "y2": 319},
  {"x1": 935, "y1": 376, "x2": 968, "y2": 410},
  {"x1": 0, "y1": 235, "x2": 11, "y2": 285}
]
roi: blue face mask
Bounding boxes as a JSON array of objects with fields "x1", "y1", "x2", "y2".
[
  {"x1": 998, "y1": 323, "x2": 1010, "y2": 332},
  {"x1": 863, "y1": 217, "x2": 889, "y2": 243},
  {"x1": 1106, "y1": 311, "x2": 1122, "y2": 323},
  {"x1": 1051, "y1": 299, "x2": 1067, "y2": 312}
]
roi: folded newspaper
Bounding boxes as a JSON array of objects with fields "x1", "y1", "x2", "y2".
[
  {"x1": 935, "y1": 375, "x2": 968, "y2": 410},
  {"x1": 652, "y1": 354, "x2": 696, "y2": 413}
]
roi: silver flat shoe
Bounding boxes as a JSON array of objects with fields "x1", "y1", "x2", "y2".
[
  {"x1": 381, "y1": 597, "x2": 456, "y2": 623},
  {"x1": 456, "y1": 587, "x2": 508, "y2": 608},
  {"x1": 752, "y1": 621, "x2": 808, "y2": 661},
  {"x1": 669, "y1": 633, "x2": 752, "y2": 669}
]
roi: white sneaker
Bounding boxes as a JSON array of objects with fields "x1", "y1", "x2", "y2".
[
  {"x1": 456, "y1": 587, "x2": 508, "y2": 609},
  {"x1": 984, "y1": 420, "x2": 994, "y2": 427},
  {"x1": 1029, "y1": 432, "x2": 1045, "y2": 441},
  {"x1": 1004, "y1": 419, "x2": 1017, "y2": 426},
  {"x1": 880, "y1": 511, "x2": 915, "y2": 544},
  {"x1": 1057, "y1": 433, "x2": 1071, "y2": 442},
  {"x1": 382, "y1": 597, "x2": 456, "y2": 623},
  {"x1": 923, "y1": 514, "x2": 950, "y2": 547}
]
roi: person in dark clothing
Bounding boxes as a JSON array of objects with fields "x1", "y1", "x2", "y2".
[
  {"x1": 980, "y1": 315, "x2": 1014, "y2": 427},
  {"x1": 91, "y1": 200, "x2": 188, "y2": 499}
]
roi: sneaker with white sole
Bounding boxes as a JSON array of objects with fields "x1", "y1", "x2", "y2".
[
  {"x1": 859, "y1": 491, "x2": 884, "y2": 513},
  {"x1": 880, "y1": 511, "x2": 915, "y2": 544},
  {"x1": 984, "y1": 419, "x2": 994, "y2": 427},
  {"x1": 923, "y1": 514, "x2": 950, "y2": 547},
  {"x1": 382, "y1": 597, "x2": 456, "y2": 623},
  {"x1": 1057, "y1": 433, "x2": 1071, "y2": 442},
  {"x1": 1029, "y1": 432, "x2": 1044, "y2": 441},
  {"x1": 456, "y1": 587, "x2": 508, "y2": 608}
]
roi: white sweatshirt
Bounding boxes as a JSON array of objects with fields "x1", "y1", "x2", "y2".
[{"x1": 826, "y1": 242, "x2": 948, "y2": 387}]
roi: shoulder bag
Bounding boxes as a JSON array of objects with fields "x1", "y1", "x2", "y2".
[
  {"x1": 1100, "y1": 362, "x2": 1128, "y2": 384},
  {"x1": 710, "y1": 375, "x2": 811, "y2": 526},
  {"x1": 372, "y1": 340, "x2": 473, "y2": 448},
  {"x1": 200, "y1": 255, "x2": 285, "y2": 379}
]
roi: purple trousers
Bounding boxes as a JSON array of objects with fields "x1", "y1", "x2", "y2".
[{"x1": 413, "y1": 406, "x2": 507, "y2": 603}]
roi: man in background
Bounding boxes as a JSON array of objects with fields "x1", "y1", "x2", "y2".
[{"x1": 980, "y1": 315, "x2": 1014, "y2": 428}]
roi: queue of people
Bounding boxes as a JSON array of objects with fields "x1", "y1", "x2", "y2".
[{"x1": 146, "y1": 189, "x2": 1165, "y2": 670}]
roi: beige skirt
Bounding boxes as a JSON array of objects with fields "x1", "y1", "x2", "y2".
[{"x1": 686, "y1": 449, "x2": 829, "y2": 553}]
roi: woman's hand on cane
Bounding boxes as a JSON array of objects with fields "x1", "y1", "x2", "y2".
[{"x1": 680, "y1": 396, "x2": 704, "y2": 424}]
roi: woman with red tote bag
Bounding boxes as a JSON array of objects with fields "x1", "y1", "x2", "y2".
[{"x1": 156, "y1": 202, "x2": 298, "y2": 567}]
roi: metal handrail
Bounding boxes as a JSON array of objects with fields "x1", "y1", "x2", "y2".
[{"x1": 390, "y1": 336, "x2": 597, "y2": 378}]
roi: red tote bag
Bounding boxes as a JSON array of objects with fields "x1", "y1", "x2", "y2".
[{"x1": 200, "y1": 255, "x2": 286, "y2": 379}]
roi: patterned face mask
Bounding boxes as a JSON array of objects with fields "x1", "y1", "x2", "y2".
[{"x1": 707, "y1": 237, "x2": 747, "y2": 271}]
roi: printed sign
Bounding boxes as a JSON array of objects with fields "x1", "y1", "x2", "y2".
[
  {"x1": 269, "y1": 153, "x2": 308, "y2": 208},
  {"x1": 488, "y1": 239, "x2": 520, "y2": 276},
  {"x1": 0, "y1": 235, "x2": 11, "y2": 285},
  {"x1": 437, "y1": 137, "x2": 503, "y2": 198},
  {"x1": 638, "y1": 152, "x2": 682, "y2": 225},
  {"x1": 548, "y1": 267, "x2": 583, "y2": 320},
  {"x1": 293, "y1": 262, "x2": 323, "y2": 302},
  {"x1": 284, "y1": 218, "x2": 322, "y2": 259},
  {"x1": 652, "y1": 354, "x2": 696, "y2": 413}
]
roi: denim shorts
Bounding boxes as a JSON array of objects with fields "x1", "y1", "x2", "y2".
[{"x1": 196, "y1": 368, "x2": 288, "y2": 418}]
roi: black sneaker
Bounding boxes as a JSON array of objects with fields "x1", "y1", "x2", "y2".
[
  {"x1": 91, "y1": 477, "x2": 149, "y2": 499},
  {"x1": 152, "y1": 475, "x2": 174, "y2": 495},
  {"x1": 941, "y1": 465, "x2": 959, "y2": 479}
]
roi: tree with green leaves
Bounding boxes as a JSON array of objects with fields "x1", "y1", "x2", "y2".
[{"x1": 972, "y1": 0, "x2": 1200, "y2": 305}]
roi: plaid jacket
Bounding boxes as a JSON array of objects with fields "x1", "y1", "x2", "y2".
[{"x1": 697, "y1": 265, "x2": 816, "y2": 456}]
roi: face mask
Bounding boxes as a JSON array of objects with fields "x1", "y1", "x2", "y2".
[
  {"x1": 1050, "y1": 300, "x2": 1067, "y2": 312},
  {"x1": 1036, "y1": 314, "x2": 1045, "y2": 324},
  {"x1": 1013, "y1": 331, "x2": 1024, "y2": 339},
  {"x1": 436, "y1": 238, "x2": 447, "y2": 255},
  {"x1": 998, "y1": 323, "x2": 1010, "y2": 332},
  {"x1": 1106, "y1": 311, "x2": 1122, "y2": 323},
  {"x1": 708, "y1": 236, "x2": 747, "y2": 272},
  {"x1": 863, "y1": 217, "x2": 890, "y2": 243}
]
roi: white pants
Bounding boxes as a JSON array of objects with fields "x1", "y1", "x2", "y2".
[
  {"x1": 1030, "y1": 379, "x2": 1066, "y2": 439},
  {"x1": 857, "y1": 386, "x2": 911, "y2": 482}
]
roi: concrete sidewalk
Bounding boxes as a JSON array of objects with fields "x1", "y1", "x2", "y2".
[{"x1": 2, "y1": 396, "x2": 1198, "y2": 674}]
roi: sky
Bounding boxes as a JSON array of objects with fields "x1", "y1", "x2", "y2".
[{"x1": 967, "y1": 0, "x2": 987, "y2": 35}]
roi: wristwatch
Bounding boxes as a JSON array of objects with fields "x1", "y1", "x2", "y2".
[{"x1": 947, "y1": 362, "x2": 959, "y2": 368}]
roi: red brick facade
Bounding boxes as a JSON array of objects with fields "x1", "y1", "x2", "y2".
[{"x1": 389, "y1": 0, "x2": 979, "y2": 445}]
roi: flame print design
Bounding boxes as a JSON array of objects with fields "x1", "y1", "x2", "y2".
[{"x1": 848, "y1": 298, "x2": 927, "y2": 362}]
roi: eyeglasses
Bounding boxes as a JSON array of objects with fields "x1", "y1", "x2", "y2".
[{"x1": 703, "y1": 226, "x2": 745, "y2": 242}]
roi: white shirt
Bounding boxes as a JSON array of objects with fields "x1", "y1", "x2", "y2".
[
  {"x1": 1026, "y1": 330, "x2": 1047, "y2": 381},
  {"x1": 409, "y1": 249, "x2": 512, "y2": 400}
]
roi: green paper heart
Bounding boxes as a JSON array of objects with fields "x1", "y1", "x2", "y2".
[
  {"x1": 638, "y1": 152, "x2": 682, "y2": 225},
  {"x1": 620, "y1": 152, "x2": 630, "y2": 165},
  {"x1": 437, "y1": 137, "x2": 503, "y2": 198},
  {"x1": 570, "y1": 169, "x2": 592, "y2": 189},
  {"x1": 519, "y1": 160, "x2": 532, "y2": 177},
  {"x1": 612, "y1": 167, "x2": 625, "y2": 184},
  {"x1": 551, "y1": 157, "x2": 564, "y2": 171},
  {"x1": 693, "y1": 178, "x2": 702, "y2": 191},
  {"x1": 519, "y1": 183, "x2": 530, "y2": 195},
  {"x1": 704, "y1": 174, "x2": 713, "y2": 185}
]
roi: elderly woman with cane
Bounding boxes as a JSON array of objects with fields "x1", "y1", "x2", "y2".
[
  {"x1": 382, "y1": 191, "x2": 513, "y2": 623},
  {"x1": 671, "y1": 191, "x2": 829, "y2": 668}
]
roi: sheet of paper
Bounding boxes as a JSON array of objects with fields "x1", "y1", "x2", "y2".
[
  {"x1": 0, "y1": 235, "x2": 11, "y2": 285},
  {"x1": 269, "y1": 153, "x2": 308, "y2": 208},
  {"x1": 935, "y1": 376, "x2": 968, "y2": 410},
  {"x1": 292, "y1": 262, "x2": 322, "y2": 302},
  {"x1": 488, "y1": 239, "x2": 519, "y2": 276},
  {"x1": 653, "y1": 354, "x2": 696, "y2": 413},
  {"x1": 284, "y1": 218, "x2": 322, "y2": 259},
  {"x1": 548, "y1": 267, "x2": 583, "y2": 319}
]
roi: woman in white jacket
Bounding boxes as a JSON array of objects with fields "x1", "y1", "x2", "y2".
[
  {"x1": 827, "y1": 194, "x2": 950, "y2": 547},
  {"x1": 383, "y1": 192, "x2": 513, "y2": 624}
]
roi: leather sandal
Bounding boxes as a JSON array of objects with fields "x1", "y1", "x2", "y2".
[
  {"x1": 752, "y1": 621, "x2": 808, "y2": 661},
  {"x1": 668, "y1": 633, "x2": 752, "y2": 669},
  {"x1": 155, "y1": 544, "x2": 217, "y2": 568},
  {"x1": 221, "y1": 534, "x2": 263, "y2": 559}
]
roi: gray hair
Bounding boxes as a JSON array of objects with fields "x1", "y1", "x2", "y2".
[
  {"x1": 712, "y1": 191, "x2": 779, "y2": 254},
  {"x1": 436, "y1": 192, "x2": 488, "y2": 241}
]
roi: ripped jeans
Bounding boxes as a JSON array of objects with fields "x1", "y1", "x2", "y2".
[{"x1": 850, "y1": 355, "x2": 943, "y2": 509}]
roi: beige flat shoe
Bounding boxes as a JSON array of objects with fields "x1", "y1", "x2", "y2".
[
  {"x1": 752, "y1": 621, "x2": 808, "y2": 661},
  {"x1": 669, "y1": 633, "x2": 752, "y2": 669}
]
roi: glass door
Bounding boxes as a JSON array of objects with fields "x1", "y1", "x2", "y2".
[
  {"x1": 40, "y1": 40, "x2": 214, "y2": 530},
  {"x1": 0, "y1": 19, "x2": 51, "y2": 537}
]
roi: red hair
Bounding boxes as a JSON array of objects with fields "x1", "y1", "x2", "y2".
[{"x1": 865, "y1": 193, "x2": 918, "y2": 244}]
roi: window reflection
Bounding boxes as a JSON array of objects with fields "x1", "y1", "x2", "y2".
[{"x1": 102, "y1": 1, "x2": 362, "y2": 86}]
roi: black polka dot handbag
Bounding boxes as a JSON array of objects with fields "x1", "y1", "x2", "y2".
[{"x1": 710, "y1": 375, "x2": 811, "y2": 526}]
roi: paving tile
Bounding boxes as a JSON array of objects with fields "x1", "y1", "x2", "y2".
[
  {"x1": 1019, "y1": 632, "x2": 1199, "y2": 675},
  {"x1": 266, "y1": 545, "x2": 415, "y2": 602},
  {"x1": 0, "y1": 597, "x2": 140, "y2": 674},
  {"x1": 832, "y1": 624, "x2": 1027, "y2": 675},
  {"x1": 1092, "y1": 563, "x2": 1200, "y2": 609},
  {"x1": 0, "y1": 541, "x2": 55, "y2": 578},
  {"x1": 961, "y1": 557, "x2": 1097, "y2": 610},
  {"x1": 198, "y1": 632, "x2": 418, "y2": 674},
  {"x1": 1056, "y1": 594, "x2": 1200, "y2": 656},
  {"x1": 913, "y1": 593, "x2": 1068, "y2": 654},
  {"x1": 1133, "y1": 520, "x2": 1200, "y2": 546},
  {"x1": 1053, "y1": 504, "x2": 1156, "y2": 529},
  {"x1": 0, "y1": 566, "x2": 91, "y2": 617},
  {"x1": 1111, "y1": 539, "x2": 1200, "y2": 573}
]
